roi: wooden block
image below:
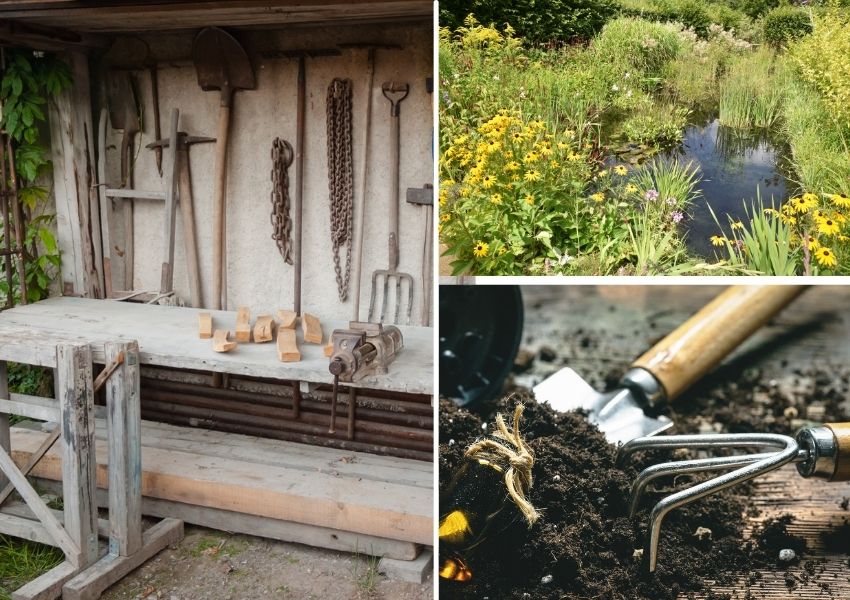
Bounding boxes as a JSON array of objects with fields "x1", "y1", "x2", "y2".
[
  {"x1": 277, "y1": 309, "x2": 297, "y2": 330},
  {"x1": 379, "y1": 550, "x2": 433, "y2": 583},
  {"x1": 235, "y1": 307, "x2": 251, "y2": 342},
  {"x1": 198, "y1": 313, "x2": 212, "y2": 339},
  {"x1": 302, "y1": 313, "x2": 322, "y2": 344},
  {"x1": 277, "y1": 328, "x2": 300, "y2": 362},
  {"x1": 212, "y1": 330, "x2": 236, "y2": 353},
  {"x1": 12, "y1": 560, "x2": 78, "y2": 600},
  {"x1": 253, "y1": 315, "x2": 274, "y2": 343},
  {"x1": 324, "y1": 341, "x2": 334, "y2": 357}
]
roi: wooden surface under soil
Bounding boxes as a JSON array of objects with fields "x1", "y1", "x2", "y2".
[
  {"x1": 518, "y1": 285, "x2": 850, "y2": 599},
  {"x1": 9, "y1": 418, "x2": 433, "y2": 547},
  {"x1": 0, "y1": 297, "x2": 432, "y2": 394}
]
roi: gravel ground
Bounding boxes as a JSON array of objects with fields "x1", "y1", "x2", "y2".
[{"x1": 101, "y1": 526, "x2": 433, "y2": 600}]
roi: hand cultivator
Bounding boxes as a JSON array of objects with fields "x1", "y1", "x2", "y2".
[{"x1": 620, "y1": 422, "x2": 850, "y2": 572}]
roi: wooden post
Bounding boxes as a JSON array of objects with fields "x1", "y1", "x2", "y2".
[
  {"x1": 104, "y1": 341, "x2": 142, "y2": 557},
  {"x1": 56, "y1": 343, "x2": 99, "y2": 568},
  {"x1": 0, "y1": 361, "x2": 10, "y2": 491}
]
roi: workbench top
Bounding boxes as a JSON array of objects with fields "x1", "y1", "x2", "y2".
[{"x1": 0, "y1": 297, "x2": 433, "y2": 395}]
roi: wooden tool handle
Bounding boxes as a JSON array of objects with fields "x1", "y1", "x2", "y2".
[
  {"x1": 632, "y1": 286, "x2": 805, "y2": 401},
  {"x1": 826, "y1": 422, "x2": 850, "y2": 482},
  {"x1": 211, "y1": 100, "x2": 231, "y2": 310}
]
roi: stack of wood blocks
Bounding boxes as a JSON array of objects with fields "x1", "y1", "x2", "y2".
[{"x1": 197, "y1": 307, "x2": 324, "y2": 362}]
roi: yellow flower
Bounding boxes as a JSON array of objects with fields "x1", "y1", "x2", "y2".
[
  {"x1": 730, "y1": 221, "x2": 744, "y2": 230},
  {"x1": 441, "y1": 213, "x2": 451, "y2": 222},
  {"x1": 485, "y1": 139, "x2": 501, "y2": 154},
  {"x1": 510, "y1": 131, "x2": 524, "y2": 142},
  {"x1": 780, "y1": 213, "x2": 797, "y2": 225},
  {"x1": 439, "y1": 189, "x2": 449, "y2": 206},
  {"x1": 550, "y1": 160, "x2": 560, "y2": 168},
  {"x1": 803, "y1": 192, "x2": 819, "y2": 204},
  {"x1": 524, "y1": 170, "x2": 541, "y2": 182},
  {"x1": 523, "y1": 152, "x2": 539, "y2": 164},
  {"x1": 472, "y1": 241, "x2": 489, "y2": 258},
  {"x1": 815, "y1": 246, "x2": 837, "y2": 268},
  {"x1": 813, "y1": 209, "x2": 828, "y2": 223},
  {"x1": 590, "y1": 192, "x2": 605, "y2": 203},
  {"x1": 584, "y1": 142, "x2": 593, "y2": 149},
  {"x1": 498, "y1": 246, "x2": 508, "y2": 256},
  {"x1": 538, "y1": 144, "x2": 553, "y2": 157},
  {"x1": 524, "y1": 194, "x2": 534, "y2": 205},
  {"x1": 529, "y1": 119, "x2": 545, "y2": 131},
  {"x1": 511, "y1": 174, "x2": 520, "y2": 182},
  {"x1": 505, "y1": 161, "x2": 521, "y2": 171},
  {"x1": 567, "y1": 152, "x2": 582, "y2": 163},
  {"x1": 564, "y1": 129, "x2": 575, "y2": 138},
  {"x1": 557, "y1": 142, "x2": 569, "y2": 151},
  {"x1": 710, "y1": 235, "x2": 726, "y2": 247},
  {"x1": 763, "y1": 208, "x2": 778, "y2": 216},
  {"x1": 830, "y1": 194, "x2": 850, "y2": 208},
  {"x1": 490, "y1": 193, "x2": 502, "y2": 205},
  {"x1": 481, "y1": 175, "x2": 495, "y2": 189},
  {"x1": 625, "y1": 183, "x2": 639, "y2": 194},
  {"x1": 596, "y1": 169, "x2": 608, "y2": 178},
  {"x1": 614, "y1": 165, "x2": 628, "y2": 176},
  {"x1": 818, "y1": 218, "x2": 841, "y2": 236},
  {"x1": 804, "y1": 235, "x2": 820, "y2": 251}
]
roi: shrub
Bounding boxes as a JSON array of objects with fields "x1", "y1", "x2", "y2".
[
  {"x1": 762, "y1": 7, "x2": 812, "y2": 47},
  {"x1": 729, "y1": 0, "x2": 780, "y2": 20},
  {"x1": 439, "y1": 0, "x2": 618, "y2": 44},
  {"x1": 620, "y1": 103, "x2": 689, "y2": 144},
  {"x1": 592, "y1": 18, "x2": 683, "y2": 83}
]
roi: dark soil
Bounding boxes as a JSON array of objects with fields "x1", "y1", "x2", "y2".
[{"x1": 439, "y1": 347, "x2": 850, "y2": 599}]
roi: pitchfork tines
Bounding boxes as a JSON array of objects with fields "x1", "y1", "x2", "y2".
[{"x1": 368, "y1": 270, "x2": 413, "y2": 325}]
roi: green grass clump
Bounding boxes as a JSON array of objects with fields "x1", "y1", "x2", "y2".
[
  {"x1": 591, "y1": 17, "x2": 683, "y2": 84},
  {"x1": 719, "y1": 48, "x2": 785, "y2": 129},
  {"x1": 0, "y1": 535, "x2": 63, "y2": 599}
]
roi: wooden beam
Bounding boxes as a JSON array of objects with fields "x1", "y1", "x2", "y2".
[
  {"x1": 302, "y1": 313, "x2": 322, "y2": 344},
  {"x1": 277, "y1": 328, "x2": 300, "y2": 362},
  {"x1": 212, "y1": 330, "x2": 236, "y2": 353},
  {"x1": 277, "y1": 309, "x2": 296, "y2": 329},
  {"x1": 235, "y1": 307, "x2": 251, "y2": 342},
  {"x1": 0, "y1": 394, "x2": 58, "y2": 423},
  {"x1": 0, "y1": 361, "x2": 11, "y2": 491},
  {"x1": 11, "y1": 560, "x2": 78, "y2": 600},
  {"x1": 198, "y1": 313, "x2": 212, "y2": 339},
  {"x1": 253, "y1": 315, "x2": 274, "y2": 343}
]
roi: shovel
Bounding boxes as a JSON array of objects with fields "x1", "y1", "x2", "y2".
[
  {"x1": 368, "y1": 82, "x2": 413, "y2": 325},
  {"x1": 105, "y1": 70, "x2": 141, "y2": 290},
  {"x1": 192, "y1": 27, "x2": 255, "y2": 310},
  {"x1": 533, "y1": 285, "x2": 806, "y2": 445}
]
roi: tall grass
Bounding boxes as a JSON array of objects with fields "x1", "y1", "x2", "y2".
[
  {"x1": 632, "y1": 159, "x2": 703, "y2": 208},
  {"x1": 719, "y1": 48, "x2": 785, "y2": 129}
]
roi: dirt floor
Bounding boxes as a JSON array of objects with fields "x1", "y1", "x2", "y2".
[
  {"x1": 101, "y1": 526, "x2": 433, "y2": 600},
  {"x1": 439, "y1": 285, "x2": 850, "y2": 599}
]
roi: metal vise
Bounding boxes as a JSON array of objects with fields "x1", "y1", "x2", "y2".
[{"x1": 328, "y1": 321, "x2": 403, "y2": 382}]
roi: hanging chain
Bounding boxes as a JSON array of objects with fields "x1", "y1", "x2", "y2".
[
  {"x1": 270, "y1": 137, "x2": 294, "y2": 265},
  {"x1": 326, "y1": 78, "x2": 354, "y2": 302}
]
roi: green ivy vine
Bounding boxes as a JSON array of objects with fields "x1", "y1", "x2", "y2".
[{"x1": 0, "y1": 49, "x2": 72, "y2": 304}]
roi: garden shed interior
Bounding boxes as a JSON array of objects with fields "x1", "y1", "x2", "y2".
[{"x1": 0, "y1": 1, "x2": 434, "y2": 596}]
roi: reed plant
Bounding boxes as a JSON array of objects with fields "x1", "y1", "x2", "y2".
[{"x1": 719, "y1": 48, "x2": 785, "y2": 129}]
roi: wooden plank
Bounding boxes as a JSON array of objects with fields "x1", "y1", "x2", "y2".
[
  {"x1": 0, "y1": 298, "x2": 434, "y2": 394},
  {"x1": 277, "y1": 309, "x2": 297, "y2": 329},
  {"x1": 62, "y1": 518, "x2": 184, "y2": 600},
  {"x1": 104, "y1": 188, "x2": 165, "y2": 200},
  {"x1": 1, "y1": 501, "x2": 110, "y2": 539},
  {"x1": 0, "y1": 511, "x2": 55, "y2": 546},
  {"x1": 235, "y1": 307, "x2": 251, "y2": 342},
  {"x1": 302, "y1": 312, "x2": 323, "y2": 344},
  {"x1": 198, "y1": 312, "x2": 212, "y2": 339},
  {"x1": 0, "y1": 428, "x2": 60, "y2": 505},
  {"x1": 0, "y1": 394, "x2": 59, "y2": 422},
  {"x1": 212, "y1": 330, "x2": 236, "y2": 353},
  {"x1": 10, "y1": 425, "x2": 433, "y2": 544},
  {"x1": 56, "y1": 343, "x2": 98, "y2": 568},
  {"x1": 159, "y1": 108, "x2": 180, "y2": 295},
  {"x1": 0, "y1": 361, "x2": 11, "y2": 490},
  {"x1": 253, "y1": 315, "x2": 274, "y2": 343},
  {"x1": 277, "y1": 328, "x2": 300, "y2": 362},
  {"x1": 11, "y1": 560, "x2": 78, "y2": 600},
  {"x1": 324, "y1": 341, "x2": 334, "y2": 357},
  {"x1": 96, "y1": 108, "x2": 113, "y2": 298},
  {"x1": 105, "y1": 341, "x2": 142, "y2": 556}
]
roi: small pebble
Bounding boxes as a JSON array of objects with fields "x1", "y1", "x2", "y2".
[
  {"x1": 541, "y1": 574, "x2": 553, "y2": 584},
  {"x1": 553, "y1": 474, "x2": 560, "y2": 482},
  {"x1": 633, "y1": 548, "x2": 644, "y2": 560},
  {"x1": 481, "y1": 423, "x2": 488, "y2": 431},
  {"x1": 779, "y1": 548, "x2": 797, "y2": 562},
  {"x1": 448, "y1": 439, "x2": 455, "y2": 446},
  {"x1": 695, "y1": 526, "x2": 713, "y2": 541},
  {"x1": 783, "y1": 406, "x2": 799, "y2": 419}
]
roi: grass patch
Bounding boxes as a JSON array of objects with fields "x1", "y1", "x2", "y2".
[
  {"x1": 0, "y1": 535, "x2": 63, "y2": 599},
  {"x1": 188, "y1": 536, "x2": 248, "y2": 558},
  {"x1": 719, "y1": 48, "x2": 785, "y2": 129},
  {"x1": 351, "y1": 553, "x2": 381, "y2": 596}
]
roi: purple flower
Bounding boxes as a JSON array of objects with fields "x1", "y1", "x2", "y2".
[
  {"x1": 671, "y1": 210, "x2": 684, "y2": 224},
  {"x1": 666, "y1": 197, "x2": 677, "y2": 206},
  {"x1": 644, "y1": 189, "x2": 659, "y2": 201}
]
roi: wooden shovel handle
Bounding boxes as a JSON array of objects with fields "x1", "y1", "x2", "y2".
[
  {"x1": 632, "y1": 285, "x2": 805, "y2": 401},
  {"x1": 211, "y1": 100, "x2": 232, "y2": 310},
  {"x1": 826, "y1": 423, "x2": 850, "y2": 482}
]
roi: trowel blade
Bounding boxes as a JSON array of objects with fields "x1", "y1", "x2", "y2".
[{"x1": 533, "y1": 367, "x2": 672, "y2": 445}]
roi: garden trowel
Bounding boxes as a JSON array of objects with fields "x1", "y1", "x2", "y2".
[{"x1": 534, "y1": 285, "x2": 806, "y2": 445}]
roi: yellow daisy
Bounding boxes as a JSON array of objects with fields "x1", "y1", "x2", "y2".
[
  {"x1": 596, "y1": 169, "x2": 609, "y2": 178},
  {"x1": 524, "y1": 170, "x2": 541, "y2": 182},
  {"x1": 710, "y1": 235, "x2": 726, "y2": 247},
  {"x1": 567, "y1": 152, "x2": 582, "y2": 163},
  {"x1": 481, "y1": 175, "x2": 495, "y2": 189},
  {"x1": 505, "y1": 161, "x2": 521, "y2": 171},
  {"x1": 815, "y1": 246, "x2": 837, "y2": 268},
  {"x1": 625, "y1": 183, "x2": 639, "y2": 194},
  {"x1": 804, "y1": 235, "x2": 820, "y2": 251},
  {"x1": 490, "y1": 193, "x2": 502, "y2": 205},
  {"x1": 830, "y1": 194, "x2": 850, "y2": 208},
  {"x1": 523, "y1": 152, "x2": 539, "y2": 164},
  {"x1": 730, "y1": 221, "x2": 744, "y2": 230},
  {"x1": 524, "y1": 194, "x2": 534, "y2": 205},
  {"x1": 473, "y1": 241, "x2": 489, "y2": 258},
  {"x1": 614, "y1": 165, "x2": 628, "y2": 176},
  {"x1": 780, "y1": 213, "x2": 797, "y2": 226},
  {"x1": 441, "y1": 213, "x2": 451, "y2": 222},
  {"x1": 590, "y1": 192, "x2": 605, "y2": 203},
  {"x1": 550, "y1": 160, "x2": 560, "y2": 168},
  {"x1": 818, "y1": 218, "x2": 841, "y2": 236}
]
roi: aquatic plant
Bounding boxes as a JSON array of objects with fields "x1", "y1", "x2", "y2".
[
  {"x1": 631, "y1": 159, "x2": 702, "y2": 212},
  {"x1": 718, "y1": 48, "x2": 785, "y2": 129}
]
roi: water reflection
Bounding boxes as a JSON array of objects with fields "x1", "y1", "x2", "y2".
[{"x1": 666, "y1": 119, "x2": 791, "y2": 257}]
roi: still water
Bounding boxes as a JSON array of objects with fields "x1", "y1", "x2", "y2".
[{"x1": 667, "y1": 119, "x2": 791, "y2": 258}]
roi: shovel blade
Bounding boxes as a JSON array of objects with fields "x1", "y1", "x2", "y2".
[
  {"x1": 533, "y1": 367, "x2": 672, "y2": 445},
  {"x1": 193, "y1": 27, "x2": 256, "y2": 92},
  {"x1": 105, "y1": 71, "x2": 139, "y2": 132}
]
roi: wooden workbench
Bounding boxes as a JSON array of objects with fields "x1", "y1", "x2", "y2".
[
  {"x1": 520, "y1": 285, "x2": 850, "y2": 599},
  {"x1": 0, "y1": 297, "x2": 432, "y2": 395}
]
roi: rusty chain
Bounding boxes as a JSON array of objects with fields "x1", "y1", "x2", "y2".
[
  {"x1": 327, "y1": 78, "x2": 354, "y2": 302},
  {"x1": 270, "y1": 137, "x2": 294, "y2": 265}
]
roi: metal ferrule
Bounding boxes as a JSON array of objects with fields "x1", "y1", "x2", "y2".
[
  {"x1": 620, "y1": 367, "x2": 666, "y2": 407},
  {"x1": 796, "y1": 426, "x2": 837, "y2": 479}
]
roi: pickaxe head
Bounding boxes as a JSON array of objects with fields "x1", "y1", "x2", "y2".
[{"x1": 146, "y1": 132, "x2": 216, "y2": 151}]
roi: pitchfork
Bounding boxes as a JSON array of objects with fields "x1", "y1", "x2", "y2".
[{"x1": 369, "y1": 82, "x2": 413, "y2": 325}]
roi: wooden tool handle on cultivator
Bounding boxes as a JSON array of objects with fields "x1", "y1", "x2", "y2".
[{"x1": 632, "y1": 285, "x2": 806, "y2": 401}]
